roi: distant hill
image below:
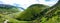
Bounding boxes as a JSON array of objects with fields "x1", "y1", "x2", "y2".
[
  {"x1": 0, "y1": 4, "x2": 18, "y2": 9},
  {"x1": 0, "y1": 4, "x2": 20, "y2": 15}
]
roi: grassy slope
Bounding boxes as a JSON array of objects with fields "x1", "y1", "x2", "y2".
[
  {"x1": 16, "y1": 4, "x2": 49, "y2": 21},
  {"x1": 0, "y1": 0, "x2": 60, "y2": 23}
]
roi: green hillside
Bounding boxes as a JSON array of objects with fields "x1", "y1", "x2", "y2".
[
  {"x1": 0, "y1": 0, "x2": 60, "y2": 23},
  {"x1": 16, "y1": 4, "x2": 49, "y2": 21}
]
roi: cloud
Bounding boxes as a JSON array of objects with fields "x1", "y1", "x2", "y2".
[
  {"x1": 39, "y1": 0, "x2": 58, "y2": 6},
  {"x1": 0, "y1": 0, "x2": 58, "y2": 9}
]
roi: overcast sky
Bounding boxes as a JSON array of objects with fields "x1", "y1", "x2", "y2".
[{"x1": 0, "y1": 0, "x2": 58, "y2": 11}]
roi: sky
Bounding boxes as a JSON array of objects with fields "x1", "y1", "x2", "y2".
[{"x1": 0, "y1": 0, "x2": 58, "y2": 11}]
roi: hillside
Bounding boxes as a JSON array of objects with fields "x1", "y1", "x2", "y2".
[{"x1": 0, "y1": 0, "x2": 60, "y2": 23}]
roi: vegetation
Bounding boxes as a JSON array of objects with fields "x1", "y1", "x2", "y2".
[
  {"x1": 0, "y1": 0, "x2": 60, "y2": 23},
  {"x1": 16, "y1": 4, "x2": 49, "y2": 21}
]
